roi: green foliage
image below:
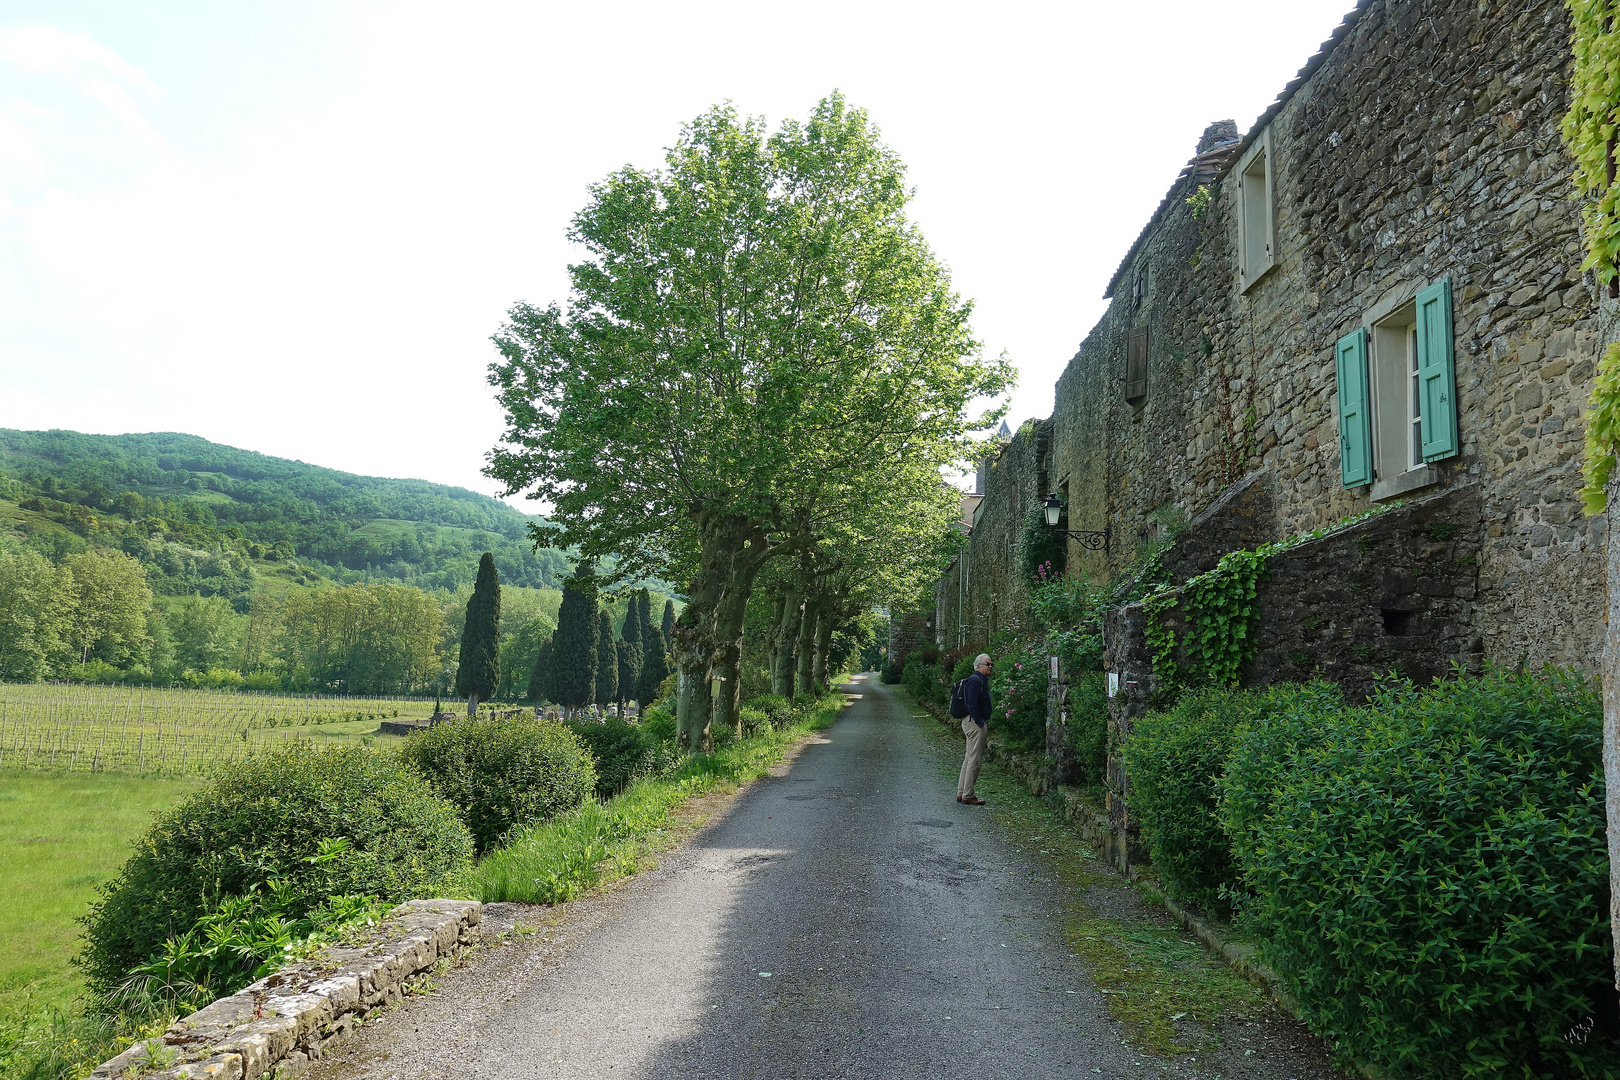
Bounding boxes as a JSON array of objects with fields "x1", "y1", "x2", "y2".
[
  {"x1": 123, "y1": 851, "x2": 385, "y2": 1014},
  {"x1": 1563, "y1": 4, "x2": 1620, "y2": 512},
  {"x1": 527, "y1": 635, "x2": 553, "y2": 702},
  {"x1": 455, "y1": 552, "x2": 501, "y2": 703},
  {"x1": 594, "y1": 611, "x2": 617, "y2": 707},
  {"x1": 661, "y1": 600, "x2": 674, "y2": 646},
  {"x1": 400, "y1": 714, "x2": 596, "y2": 853},
  {"x1": 1226, "y1": 667, "x2": 1615, "y2": 1077},
  {"x1": 988, "y1": 642, "x2": 1049, "y2": 752},
  {"x1": 549, "y1": 563, "x2": 599, "y2": 709},
  {"x1": 1186, "y1": 184, "x2": 1212, "y2": 219},
  {"x1": 1182, "y1": 547, "x2": 1269, "y2": 688},
  {"x1": 901, "y1": 649, "x2": 946, "y2": 707},
  {"x1": 1067, "y1": 669, "x2": 1108, "y2": 784},
  {"x1": 615, "y1": 639, "x2": 638, "y2": 707},
  {"x1": 564, "y1": 719, "x2": 681, "y2": 799},
  {"x1": 1142, "y1": 589, "x2": 1180, "y2": 694},
  {"x1": 1018, "y1": 506, "x2": 1066, "y2": 581},
  {"x1": 1126, "y1": 683, "x2": 1338, "y2": 915},
  {"x1": 636, "y1": 627, "x2": 671, "y2": 706},
  {"x1": 78, "y1": 744, "x2": 472, "y2": 1002}
]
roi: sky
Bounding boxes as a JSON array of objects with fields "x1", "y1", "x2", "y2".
[{"x1": 0, "y1": 0, "x2": 1358, "y2": 507}]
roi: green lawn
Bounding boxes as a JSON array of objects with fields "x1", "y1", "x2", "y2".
[{"x1": 0, "y1": 771, "x2": 203, "y2": 1019}]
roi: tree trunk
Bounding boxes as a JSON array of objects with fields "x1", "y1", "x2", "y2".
[
  {"x1": 795, "y1": 595, "x2": 820, "y2": 698},
  {"x1": 812, "y1": 609, "x2": 834, "y2": 693},
  {"x1": 673, "y1": 512, "x2": 777, "y2": 751},
  {"x1": 770, "y1": 590, "x2": 801, "y2": 698},
  {"x1": 709, "y1": 548, "x2": 767, "y2": 739},
  {"x1": 1605, "y1": 483, "x2": 1620, "y2": 991},
  {"x1": 466, "y1": 692, "x2": 479, "y2": 717}
]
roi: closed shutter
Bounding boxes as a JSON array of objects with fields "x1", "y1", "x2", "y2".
[
  {"x1": 1336, "y1": 328, "x2": 1371, "y2": 487},
  {"x1": 1125, "y1": 328, "x2": 1149, "y2": 404},
  {"x1": 1415, "y1": 278, "x2": 1458, "y2": 461}
]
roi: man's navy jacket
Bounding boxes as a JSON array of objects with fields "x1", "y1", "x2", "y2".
[{"x1": 964, "y1": 670, "x2": 992, "y2": 728}]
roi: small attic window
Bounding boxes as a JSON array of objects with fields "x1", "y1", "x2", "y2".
[{"x1": 1235, "y1": 129, "x2": 1276, "y2": 292}]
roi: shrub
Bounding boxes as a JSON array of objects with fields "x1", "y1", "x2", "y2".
[
  {"x1": 566, "y1": 719, "x2": 681, "y2": 798},
  {"x1": 743, "y1": 693, "x2": 794, "y2": 728},
  {"x1": 1228, "y1": 667, "x2": 1617, "y2": 1077},
  {"x1": 640, "y1": 706, "x2": 676, "y2": 740},
  {"x1": 881, "y1": 659, "x2": 904, "y2": 683},
  {"x1": 1067, "y1": 669, "x2": 1108, "y2": 784},
  {"x1": 1125, "y1": 683, "x2": 1338, "y2": 915},
  {"x1": 901, "y1": 657, "x2": 943, "y2": 706},
  {"x1": 988, "y1": 641, "x2": 1048, "y2": 751},
  {"x1": 79, "y1": 744, "x2": 472, "y2": 1002},
  {"x1": 401, "y1": 715, "x2": 596, "y2": 852}
]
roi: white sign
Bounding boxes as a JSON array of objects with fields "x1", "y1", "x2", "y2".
[
  {"x1": 1049, "y1": 656, "x2": 1059, "y2": 679},
  {"x1": 1107, "y1": 672, "x2": 1121, "y2": 698}
]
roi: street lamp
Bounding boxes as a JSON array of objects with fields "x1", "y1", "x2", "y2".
[{"x1": 1042, "y1": 493, "x2": 1109, "y2": 553}]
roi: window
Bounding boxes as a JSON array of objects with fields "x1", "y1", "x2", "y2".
[
  {"x1": 1235, "y1": 129, "x2": 1276, "y2": 291},
  {"x1": 1336, "y1": 279, "x2": 1458, "y2": 495}
]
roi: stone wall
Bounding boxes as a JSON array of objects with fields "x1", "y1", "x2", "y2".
[
  {"x1": 1036, "y1": 0, "x2": 1605, "y2": 673},
  {"x1": 91, "y1": 900, "x2": 481, "y2": 1080},
  {"x1": 933, "y1": 421, "x2": 1053, "y2": 651}
]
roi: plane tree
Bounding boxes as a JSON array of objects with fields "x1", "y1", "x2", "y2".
[{"x1": 487, "y1": 94, "x2": 1007, "y2": 750}]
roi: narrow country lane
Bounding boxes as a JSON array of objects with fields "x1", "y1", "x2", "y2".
[{"x1": 312, "y1": 677, "x2": 1339, "y2": 1080}]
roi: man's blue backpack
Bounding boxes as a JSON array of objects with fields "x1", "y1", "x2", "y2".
[{"x1": 949, "y1": 676, "x2": 971, "y2": 719}]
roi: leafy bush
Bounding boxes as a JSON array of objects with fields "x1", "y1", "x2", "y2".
[
  {"x1": 1227, "y1": 668, "x2": 1617, "y2": 1077},
  {"x1": 80, "y1": 744, "x2": 472, "y2": 1001},
  {"x1": 1067, "y1": 669, "x2": 1108, "y2": 784},
  {"x1": 1125, "y1": 683, "x2": 1339, "y2": 914},
  {"x1": 988, "y1": 641, "x2": 1047, "y2": 751},
  {"x1": 881, "y1": 659, "x2": 904, "y2": 683},
  {"x1": 640, "y1": 706, "x2": 676, "y2": 740},
  {"x1": 901, "y1": 657, "x2": 944, "y2": 706},
  {"x1": 744, "y1": 693, "x2": 794, "y2": 728},
  {"x1": 566, "y1": 719, "x2": 681, "y2": 799},
  {"x1": 401, "y1": 715, "x2": 596, "y2": 852}
]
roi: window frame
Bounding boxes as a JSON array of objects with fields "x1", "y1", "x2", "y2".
[{"x1": 1235, "y1": 128, "x2": 1277, "y2": 292}]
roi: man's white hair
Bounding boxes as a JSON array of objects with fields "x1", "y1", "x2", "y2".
[{"x1": 975, "y1": 653, "x2": 991, "y2": 666}]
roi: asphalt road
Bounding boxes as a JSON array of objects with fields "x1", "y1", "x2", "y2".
[{"x1": 310, "y1": 676, "x2": 1311, "y2": 1080}]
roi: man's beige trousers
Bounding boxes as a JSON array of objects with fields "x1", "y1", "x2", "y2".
[{"x1": 958, "y1": 717, "x2": 986, "y2": 798}]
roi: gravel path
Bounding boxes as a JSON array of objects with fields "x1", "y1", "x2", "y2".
[{"x1": 312, "y1": 676, "x2": 1339, "y2": 1080}]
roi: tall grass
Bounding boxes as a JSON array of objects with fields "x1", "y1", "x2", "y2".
[
  {"x1": 0, "y1": 683, "x2": 431, "y2": 775},
  {"x1": 477, "y1": 692, "x2": 847, "y2": 904}
]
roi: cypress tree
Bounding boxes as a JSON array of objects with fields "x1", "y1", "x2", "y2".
[
  {"x1": 637, "y1": 625, "x2": 672, "y2": 707},
  {"x1": 636, "y1": 589, "x2": 655, "y2": 648},
  {"x1": 527, "y1": 635, "x2": 553, "y2": 702},
  {"x1": 661, "y1": 598, "x2": 675, "y2": 644},
  {"x1": 455, "y1": 552, "x2": 501, "y2": 715},
  {"x1": 595, "y1": 610, "x2": 617, "y2": 708},
  {"x1": 618, "y1": 605, "x2": 642, "y2": 709},
  {"x1": 616, "y1": 639, "x2": 637, "y2": 711},
  {"x1": 549, "y1": 562, "x2": 598, "y2": 712}
]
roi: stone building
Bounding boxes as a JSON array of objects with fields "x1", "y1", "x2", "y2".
[{"x1": 926, "y1": 0, "x2": 1607, "y2": 859}]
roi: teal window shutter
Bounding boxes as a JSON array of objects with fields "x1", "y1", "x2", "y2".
[
  {"x1": 1336, "y1": 328, "x2": 1371, "y2": 487},
  {"x1": 1415, "y1": 278, "x2": 1458, "y2": 461}
]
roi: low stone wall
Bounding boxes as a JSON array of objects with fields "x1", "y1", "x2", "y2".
[{"x1": 91, "y1": 899, "x2": 482, "y2": 1080}]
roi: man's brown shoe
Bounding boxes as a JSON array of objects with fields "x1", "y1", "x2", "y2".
[{"x1": 959, "y1": 796, "x2": 985, "y2": 805}]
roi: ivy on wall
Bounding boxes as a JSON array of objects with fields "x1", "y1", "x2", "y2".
[{"x1": 1563, "y1": 0, "x2": 1620, "y2": 512}]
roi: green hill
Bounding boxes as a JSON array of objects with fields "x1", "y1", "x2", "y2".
[{"x1": 0, "y1": 429, "x2": 571, "y2": 598}]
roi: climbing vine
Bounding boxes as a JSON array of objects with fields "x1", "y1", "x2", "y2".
[
  {"x1": 1563, "y1": 0, "x2": 1620, "y2": 512},
  {"x1": 1184, "y1": 548, "x2": 1270, "y2": 688},
  {"x1": 1143, "y1": 589, "x2": 1180, "y2": 694}
]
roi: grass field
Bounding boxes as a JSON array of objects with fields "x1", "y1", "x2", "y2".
[
  {"x1": 0, "y1": 771, "x2": 204, "y2": 1023},
  {"x1": 0, "y1": 683, "x2": 429, "y2": 775}
]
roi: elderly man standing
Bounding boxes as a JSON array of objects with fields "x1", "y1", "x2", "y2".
[{"x1": 957, "y1": 653, "x2": 993, "y2": 805}]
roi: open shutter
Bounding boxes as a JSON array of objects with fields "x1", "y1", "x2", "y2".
[
  {"x1": 1415, "y1": 278, "x2": 1458, "y2": 461},
  {"x1": 1336, "y1": 328, "x2": 1371, "y2": 487}
]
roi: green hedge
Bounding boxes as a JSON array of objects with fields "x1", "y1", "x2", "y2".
[
  {"x1": 902, "y1": 657, "x2": 944, "y2": 707},
  {"x1": 566, "y1": 719, "x2": 682, "y2": 799},
  {"x1": 401, "y1": 715, "x2": 596, "y2": 852},
  {"x1": 79, "y1": 744, "x2": 472, "y2": 1002},
  {"x1": 1226, "y1": 668, "x2": 1616, "y2": 1077},
  {"x1": 1067, "y1": 669, "x2": 1108, "y2": 784},
  {"x1": 1124, "y1": 682, "x2": 1341, "y2": 915}
]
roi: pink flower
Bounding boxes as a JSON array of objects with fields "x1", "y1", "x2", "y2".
[
  {"x1": 1005, "y1": 708, "x2": 1013, "y2": 717},
  {"x1": 1015, "y1": 662, "x2": 1022, "y2": 670}
]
